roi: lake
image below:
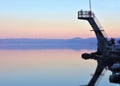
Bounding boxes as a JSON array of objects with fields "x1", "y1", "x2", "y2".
[{"x1": 0, "y1": 49, "x2": 119, "y2": 86}]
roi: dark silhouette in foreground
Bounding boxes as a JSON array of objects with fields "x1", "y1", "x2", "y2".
[{"x1": 78, "y1": 10, "x2": 120, "y2": 86}]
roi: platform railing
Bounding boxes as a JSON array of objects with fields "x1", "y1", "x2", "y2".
[
  {"x1": 78, "y1": 10, "x2": 95, "y2": 19},
  {"x1": 78, "y1": 10, "x2": 108, "y2": 39}
]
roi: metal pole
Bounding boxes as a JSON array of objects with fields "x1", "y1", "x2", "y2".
[{"x1": 89, "y1": 0, "x2": 92, "y2": 11}]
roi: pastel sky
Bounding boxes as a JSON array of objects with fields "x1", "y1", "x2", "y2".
[{"x1": 0, "y1": 0, "x2": 120, "y2": 39}]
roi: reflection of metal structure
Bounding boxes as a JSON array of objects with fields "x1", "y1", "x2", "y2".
[{"x1": 78, "y1": 10, "x2": 120, "y2": 86}]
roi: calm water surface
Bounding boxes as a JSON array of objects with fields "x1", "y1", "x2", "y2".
[{"x1": 0, "y1": 50, "x2": 119, "y2": 86}]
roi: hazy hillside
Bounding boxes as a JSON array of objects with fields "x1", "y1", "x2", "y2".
[{"x1": 0, "y1": 38, "x2": 97, "y2": 50}]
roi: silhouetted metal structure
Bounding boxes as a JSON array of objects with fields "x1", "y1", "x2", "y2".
[{"x1": 78, "y1": 1, "x2": 120, "y2": 86}]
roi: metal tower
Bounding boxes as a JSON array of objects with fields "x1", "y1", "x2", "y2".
[
  {"x1": 78, "y1": 1, "x2": 120, "y2": 86},
  {"x1": 78, "y1": 10, "x2": 108, "y2": 54}
]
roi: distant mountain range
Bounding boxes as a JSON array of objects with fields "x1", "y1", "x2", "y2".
[{"x1": 0, "y1": 38, "x2": 97, "y2": 50}]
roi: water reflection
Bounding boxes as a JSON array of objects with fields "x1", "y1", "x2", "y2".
[{"x1": 0, "y1": 50, "x2": 119, "y2": 86}]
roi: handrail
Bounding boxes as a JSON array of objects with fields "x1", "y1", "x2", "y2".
[{"x1": 78, "y1": 10, "x2": 95, "y2": 18}]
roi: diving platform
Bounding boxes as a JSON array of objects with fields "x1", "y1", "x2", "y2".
[
  {"x1": 78, "y1": 10, "x2": 95, "y2": 19},
  {"x1": 78, "y1": 10, "x2": 107, "y2": 53},
  {"x1": 78, "y1": 0, "x2": 120, "y2": 86}
]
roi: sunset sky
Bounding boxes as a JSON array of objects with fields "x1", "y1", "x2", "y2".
[{"x1": 0, "y1": 0, "x2": 120, "y2": 39}]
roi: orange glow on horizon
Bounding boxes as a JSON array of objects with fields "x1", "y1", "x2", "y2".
[{"x1": 0, "y1": 16, "x2": 120, "y2": 39}]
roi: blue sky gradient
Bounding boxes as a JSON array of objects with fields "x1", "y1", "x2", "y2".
[{"x1": 0, "y1": 0, "x2": 120, "y2": 38}]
